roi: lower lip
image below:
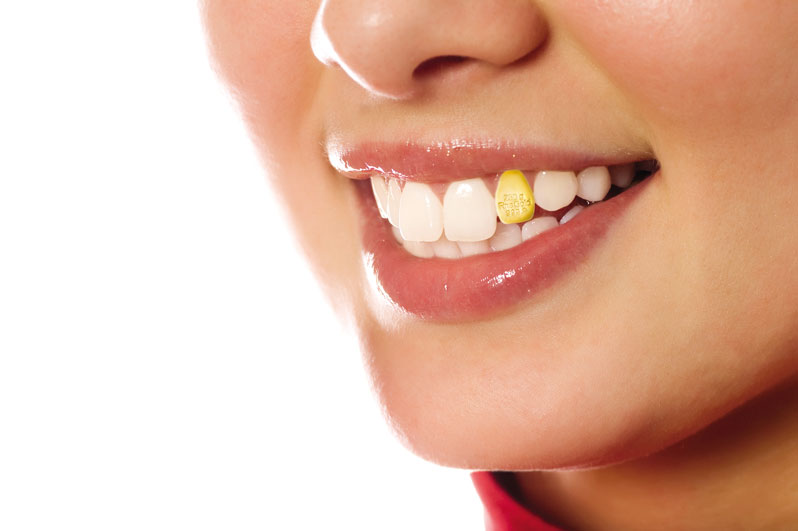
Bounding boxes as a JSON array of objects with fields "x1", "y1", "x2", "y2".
[{"x1": 357, "y1": 177, "x2": 652, "y2": 321}]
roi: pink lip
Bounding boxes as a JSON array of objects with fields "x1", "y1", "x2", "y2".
[
  {"x1": 329, "y1": 140, "x2": 648, "y2": 182},
  {"x1": 356, "y1": 177, "x2": 651, "y2": 321}
]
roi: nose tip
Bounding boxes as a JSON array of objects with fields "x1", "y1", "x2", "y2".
[{"x1": 311, "y1": 0, "x2": 549, "y2": 99}]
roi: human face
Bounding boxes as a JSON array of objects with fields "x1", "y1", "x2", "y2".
[{"x1": 202, "y1": 1, "x2": 798, "y2": 469}]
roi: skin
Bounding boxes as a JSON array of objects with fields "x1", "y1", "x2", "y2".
[{"x1": 202, "y1": 1, "x2": 798, "y2": 528}]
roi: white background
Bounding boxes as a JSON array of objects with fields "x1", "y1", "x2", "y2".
[{"x1": 0, "y1": 3, "x2": 483, "y2": 529}]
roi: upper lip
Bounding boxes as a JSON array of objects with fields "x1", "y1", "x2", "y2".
[{"x1": 327, "y1": 138, "x2": 653, "y2": 182}]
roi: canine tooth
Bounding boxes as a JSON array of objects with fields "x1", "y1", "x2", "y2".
[
  {"x1": 489, "y1": 223, "x2": 522, "y2": 251},
  {"x1": 404, "y1": 240, "x2": 435, "y2": 258},
  {"x1": 521, "y1": 216, "x2": 558, "y2": 241},
  {"x1": 443, "y1": 178, "x2": 497, "y2": 242},
  {"x1": 370, "y1": 176, "x2": 389, "y2": 218},
  {"x1": 495, "y1": 170, "x2": 535, "y2": 224},
  {"x1": 610, "y1": 163, "x2": 635, "y2": 188},
  {"x1": 533, "y1": 171, "x2": 578, "y2": 211},
  {"x1": 560, "y1": 205, "x2": 584, "y2": 224},
  {"x1": 432, "y1": 237, "x2": 462, "y2": 259},
  {"x1": 387, "y1": 178, "x2": 402, "y2": 227},
  {"x1": 576, "y1": 166, "x2": 611, "y2": 202},
  {"x1": 398, "y1": 182, "x2": 443, "y2": 242},
  {"x1": 458, "y1": 240, "x2": 491, "y2": 257}
]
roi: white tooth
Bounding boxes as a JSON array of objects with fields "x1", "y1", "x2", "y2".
[
  {"x1": 370, "y1": 176, "x2": 390, "y2": 218},
  {"x1": 398, "y1": 182, "x2": 444, "y2": 242},
  {"x1": 560, "y1": 205, "x2": 584, "y2": 224},
  {"x1": 458, "y1": 240, "x2": 491, "y2": 257},
  {"x1": 576, "y1": 166, "x2": 611, "y2": 202},
  {"x1": 443, "y1": 178, "x2": 497, "y2": 242},
  {"x1": 391, "y1": 225, "x2": 403, "y2": 243},
  {"x1": 521, "y1": 216, "x2": 558, "y2": 241},
  {"x1": 533, "y1": 171, "x2": 578, "y2": 211},
  {"x1": 387, "y1": 178, "x2": 402, "y2": 227},
  {"x1": 489, "y1": 223, "x2": 522, "y2": 252},
  {"x1": 610, "y1": 163, "x2": 635, "y2": 188},
  {"x1": 404, "y1": 240, "x2": 435, "y2": 258},
  {"x1": 432, "y1": 236, "x2": 462, "y2": 259}
]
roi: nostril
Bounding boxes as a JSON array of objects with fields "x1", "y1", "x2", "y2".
[{"x1": 413, "y1": 55, "x2": 470, "y2": 80}]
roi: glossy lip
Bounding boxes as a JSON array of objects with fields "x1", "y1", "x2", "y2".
[
  {"x1": 329, "y1": 139, "x2": 651, "y2": 182},
  {"x1": 357, "y1": 176, "x2": 653, "y2": 322}
]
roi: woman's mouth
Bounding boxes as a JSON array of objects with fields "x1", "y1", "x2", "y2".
[{"x1": 332, "y1": 141, "x2": 658, "y2": 321}]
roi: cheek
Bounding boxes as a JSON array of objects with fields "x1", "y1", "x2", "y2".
[
  {"x1": 203, "y1": 0, "x2": 321, "y2": 167},
  {"x1": 559, "y1": 0, "x2": 798, "y2": 138},
  {"x1": 204, "y1": 1, "x2": 325, "y2": 213},
  {"x1": 203, "y1": 1, "x2": 362, "y2": 302}
]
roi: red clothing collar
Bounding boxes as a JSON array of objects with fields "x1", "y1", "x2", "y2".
[{"x1": 471, "y1": 472, "x2": 564, "y2": 531}]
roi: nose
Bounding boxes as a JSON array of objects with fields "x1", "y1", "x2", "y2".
[{"x1": 311, "y1": 0, "x2": 549, "y2": 99}]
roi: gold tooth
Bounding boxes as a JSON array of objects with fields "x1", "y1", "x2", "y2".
[{"x1": 495, "y1": 170, "x2": 535, "y2": 224}]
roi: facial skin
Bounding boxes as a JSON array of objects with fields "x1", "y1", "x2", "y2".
[{"x1": 202, "y1": 0, "x2": 798, "y2": 524}]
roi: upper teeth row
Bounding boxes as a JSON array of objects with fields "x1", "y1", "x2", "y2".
[{"x1": 370, "y1": 165, "x2": 635, "y2": 244}]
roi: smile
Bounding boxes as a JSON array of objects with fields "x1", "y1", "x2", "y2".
[
  {"x1": 333, "y1": 141, "x2": 658, "y2": 320},
  {"x1": 371, "y1": 161, "x2": 657, "y2": 258}
]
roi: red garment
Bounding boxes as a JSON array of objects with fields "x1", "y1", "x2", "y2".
[{"x1": 471, "y1": 472, "x2": 564, "y2": 531}]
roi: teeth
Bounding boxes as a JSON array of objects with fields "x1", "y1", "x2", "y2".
[
  {"x1": 432, "y1": 237, "x2": 462, "y2": 259},
  {"x1": 403, "y1": 239, "x2": 435, "y2": 258},
  {"x1": 377, "y1": 160, "x2": 653, "y2": 259},
  {"x1": 458, "y1": 240, "x2": 492, "y2": 257},
  {"x1": 370, "y1": 176, "x2": 389, "y2": 218},
  {"x1": 533, "y1": 171, "x2": 578, "y2": 211},
  {"x1": 489, "y1": 223, "x2": 522, "y2": 252},
  {"x1": 495, "y1": 170, "x2": 535, "y2": 224},
  {"x1": 387, "y1": 178, "x2": 403, "y2": 227},
  {"x1": 398, "y1": 182, "x2": 444, "y2": 242},
  {"x1": 560, "y1": 205, "x2": 584, "y2": 224},
  {"x1": 443, "y1": 178, "x2": 497, "y2": 242},
  {"x1": 521, "y1": 216, "x2": 558, "y2": 241},
  {"x1": 609, "y1": 163, "x2": 635, "y2": 188},
  {"x1": 576, "y1": 166, "x2": 611, "y2": 202}
]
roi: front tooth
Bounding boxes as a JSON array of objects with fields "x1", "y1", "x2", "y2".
[
  {"x1": 609, "y1": 163, "x2": 635, "y2": 188},
  {"x1": 533, "y1": 171, "x2": 578, "y2": 211},
  {"x1": 521, "y1": 216, "x2": 558, "y2": 241},
  {"x1": 443, "y1": 178, "x2": 497, "y2": 242},
  {"x1": 370, "y1": 176, "x2": 389, "y2": 218},
  {"x1": 560, "y1": 205, "x2": 584, "y2": 224},
  {"x1": 495, "y1": 170, "x2": 535, "y2": 224},
  {"x1": 404, "y1": 240, "x2": 435, "y2": 258},
  {"x1": 576, "y1": 166, "x2": 611, "y2": 202},
  {"x1": 387, "y1": 178, "x2": 402, "y2": 227},
  {"x1": 489, "y1": 223, "x2": 522, "y2": 251},
  {"x1": 432, "y1": 237, "x2": 462, "y2": 259},
  {"x1": 398, "y1": 182, "x2": 443, "y2": 242},
  {"x1": 457, "y1": 240, "x2": 491, "y2": 257}
]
